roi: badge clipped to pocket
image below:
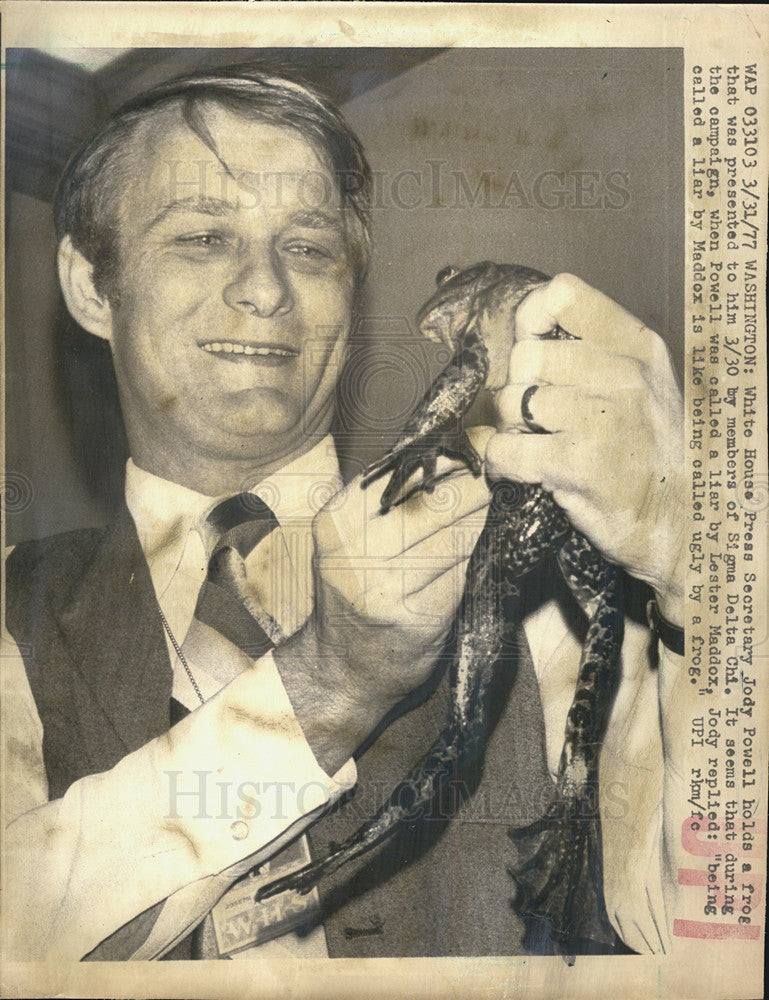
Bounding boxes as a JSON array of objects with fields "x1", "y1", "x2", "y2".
[{"x1": 210, "y1": 837, "x2": 320, "y2": 956}]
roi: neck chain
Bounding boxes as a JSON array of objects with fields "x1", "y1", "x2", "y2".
[{"x1": 157, "y1": 606, "x2": 205, "y2": 706}]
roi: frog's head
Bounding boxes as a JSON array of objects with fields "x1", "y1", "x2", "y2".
[
  {"x1": 416, "y1": 261, "x2": 503, "y2": 345},
  {"x1": 416, "y1": 261, "x2": 552, "y2": 388}
]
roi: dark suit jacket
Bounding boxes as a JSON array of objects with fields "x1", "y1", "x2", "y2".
[{"x1": 6, "y1": 505, "x2": 562, "y2": 958}]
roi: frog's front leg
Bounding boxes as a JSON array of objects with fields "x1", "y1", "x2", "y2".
[
  {"x1": 364, "y1": 428, "x2": 484, "y2": 513},
  {"x1": 362, "y1": 327, "x2": 489, "y2": 512}
]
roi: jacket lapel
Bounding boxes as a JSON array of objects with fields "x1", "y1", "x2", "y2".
[{"x1": 57, "y1": 505, "x2": 173, "y2": 766}]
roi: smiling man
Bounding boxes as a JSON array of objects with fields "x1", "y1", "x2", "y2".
[
  {"x1": 58, "y1": 95, "x2": 361, "y2": 491},
  {"x1": 3, "y1": 65, "x2": 690, "y2": 962}
]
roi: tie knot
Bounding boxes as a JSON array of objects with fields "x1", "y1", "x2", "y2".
[{"x1": 204, "y1": 492, "x2": 279, "y2": 560}]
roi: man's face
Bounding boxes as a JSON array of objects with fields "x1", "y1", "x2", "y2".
[{"x1": 104, "y1": 104, "x2": 357, "y2": 477}]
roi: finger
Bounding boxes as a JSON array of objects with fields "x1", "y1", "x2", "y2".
[
  {"x1": 506, "y1": 338, "x2": 629, "y2": 394},
  {"x1": 485, "y1": 428, "x2": 586, "y2": 497},
  {"x1": 496, "y1": 382, "x2": 612, "y2": 436},
  {"x1": 355, "y1": 531, "x2": 477, "y2": 632},
  {"x1": 327, "y1": 465, "x2": 490, "y2": 561},
  {"x1": 401, "y1": 558, "x2": 474, "y2": 629},
  {"x1": 515, "y1": 273, "x2": 665, "y2": 366},
  {"x1": 465, "y1": 423, "x2": 496, "y2": 456},
  {"x1": 390, "y1": 469, "x2": 490, "y2": 556},
  {"x1": 398, "y1": 504, "x2": 487, "y2": 562}
]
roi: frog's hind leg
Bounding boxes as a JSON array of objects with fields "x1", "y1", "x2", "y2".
[
  {"x1": 256, "y1": 510, "x2": 505, "y2": 904},
  {"x1": 508, "y1": 539, "x2": 624, "y2": 952},
  {"x1": 255, "y1": 725, "x2": 467, "y2": 901}
]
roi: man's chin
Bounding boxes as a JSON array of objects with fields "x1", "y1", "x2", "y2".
[
  {"x1": 199, "y1": 404, "x2": 323, "y2": 459},
  {"x1": 161, "y1": 386, "x2": 334, "y2": 467},
  {"x1": 208, "y1": 389, "x2": 302, "y2": 437}
]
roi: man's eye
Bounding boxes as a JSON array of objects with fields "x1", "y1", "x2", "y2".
[
  {"x1": 174, "y1": 233, "x2": 224, "y2": 248},
  {"x1": 284, "y1": 243, "x2": 331, "y2": 260}
]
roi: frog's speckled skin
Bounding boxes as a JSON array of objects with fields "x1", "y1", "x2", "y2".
[{"x1": 257, "y1": 263, "x2": 624, "y2": 952}]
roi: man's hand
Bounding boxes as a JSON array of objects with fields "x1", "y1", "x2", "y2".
[
  {"x1": 484, "y1": 273, "x2": 686, "y2": 624},
  {"x1": 275, "y1": 454, "x2": 492, "y2": 774}
]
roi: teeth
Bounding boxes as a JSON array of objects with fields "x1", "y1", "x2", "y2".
[{"x1": 201, "y1": 343, "x2": 295, "y2": 357}]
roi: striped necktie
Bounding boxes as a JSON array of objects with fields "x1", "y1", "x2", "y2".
[
  {"x1": 197, "y1": 493, "x2": 283, "y2": 653},
  {"x1": 169, "y1": 493, "x2": 282, "y2": 724}
]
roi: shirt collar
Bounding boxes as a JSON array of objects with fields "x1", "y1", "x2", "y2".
[{"x1": 125, "y1": 434, "x2": 342, "y2": 593}]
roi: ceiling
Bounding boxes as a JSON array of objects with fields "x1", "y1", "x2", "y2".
[{"x1": 5, "y1": 46, "x2": 446, "y2": 201}]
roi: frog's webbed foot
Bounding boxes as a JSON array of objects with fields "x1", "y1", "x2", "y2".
[
  {"x1": 508, "y1": 790, "x2": 619, "y2": 952},
  {"x1": 363, "y1": 430, "x2": 483, "y2": 514}
]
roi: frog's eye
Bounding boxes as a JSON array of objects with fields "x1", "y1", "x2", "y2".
[{"x1": 436, "y1": 264, "x2": 460, "y2": 286}]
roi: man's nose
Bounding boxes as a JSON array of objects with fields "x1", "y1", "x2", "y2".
[{"x1": 223, "y1": 250, "x2": 293, "y2": 318}]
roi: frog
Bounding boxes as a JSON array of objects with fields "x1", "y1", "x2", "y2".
[{"x1": 257, "y1": 262, "x2": 624, "y2": 953}]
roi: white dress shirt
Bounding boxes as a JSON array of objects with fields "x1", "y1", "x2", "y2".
[{"x1": 1, "y1": 432, "x2": 674, "y2": 960}]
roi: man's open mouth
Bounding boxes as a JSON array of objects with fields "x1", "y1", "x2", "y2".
[{"x1": 200, "y1": 341, "x2": 299, "y2": 361}]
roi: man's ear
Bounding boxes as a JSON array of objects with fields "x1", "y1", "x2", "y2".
[{"x1": 57, "y1": 236, "x2": 114, "y2": 342}]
